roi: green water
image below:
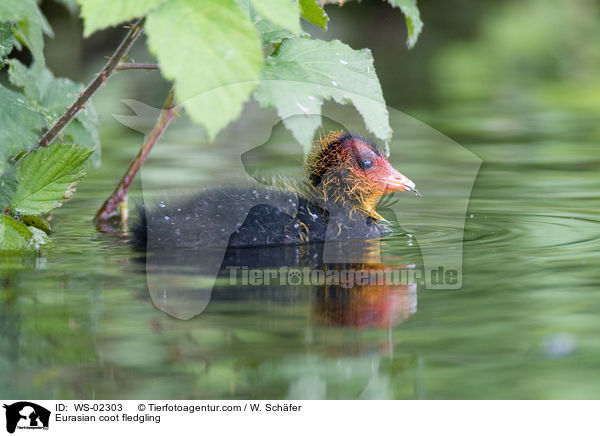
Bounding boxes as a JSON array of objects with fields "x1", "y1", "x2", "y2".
[
  {"x1": 2, "y1": 0, "x2": 600, "y2": 399},
  {"x1": 2, "y1": 104, "x2": 598, "y2": 399}
]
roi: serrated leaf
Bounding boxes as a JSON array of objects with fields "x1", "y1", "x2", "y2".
[
  {"x1": 251, "y1": 0, "x2": 301, "y2": 34},
  {"x1": 0, "y1": 84, "x2": 45, "y2": 171},
  {"x1": 76, "y1": 0, "x2": 165, "y2": 37},
  {"x1": 146, "y1": 0, "x2": 263, "y2": 140},
  {"x1": 254, "y1": 38, "x2": 391, "y2": 148},
  {"x1": 0, "y1": 0, "x2": 51, "y2": 65},
  {"x1": 7, "y1": 59, "x2": 100, "y2": 156},
  {"x1": 0, "y1": 215, "x2": 51, "y2": 250},
  {"x1": 386, "y1": 0, "x2": 423, "y2": 48},
  {"x1": 0, "y1": 22, "x2": 14, "y2": 65},
  {"x1": 10, "y1": 144, "x2": 93, "y2": 215},
  {"x1": 299, "y1": 0, "x2": 328, "y2": 30}
]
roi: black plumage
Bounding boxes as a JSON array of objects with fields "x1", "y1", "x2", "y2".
[
  {"x1": 131, "y1": 131, "x2": 416, "y2": 251},
  {"x1": 131, "y1": 186, "x2": 386, "y2": 250}
]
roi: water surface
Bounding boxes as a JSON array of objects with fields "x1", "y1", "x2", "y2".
[
  {"x1": 1, "y1": 101, "x2": 598, "y2": 400},
  {"x1": 2, "y1": 0, "x2": 600, "y2": 400}
]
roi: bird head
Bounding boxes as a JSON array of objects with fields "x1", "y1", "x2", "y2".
[{"x1": 306, "y1": 131, "x2": 418, "y2": 218}]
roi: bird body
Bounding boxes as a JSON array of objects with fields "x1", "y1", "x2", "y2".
[{"x1": 132, "y1": 131, "x2": 417, "y2": 250}]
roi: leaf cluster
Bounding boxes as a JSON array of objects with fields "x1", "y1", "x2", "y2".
[
  {"x1": 0, "y1": 0, "x2": 98, "y2": 249},
  {"x1": 77, "y1": 0, "x2": 423, "y2": 146}
]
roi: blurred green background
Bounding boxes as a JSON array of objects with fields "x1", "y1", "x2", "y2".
[{"x1": 1, "y1": 0, "x2": 599, "y2": 399}]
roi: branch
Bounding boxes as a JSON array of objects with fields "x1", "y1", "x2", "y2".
[
  {"x1": 33, "y1": 18, "x2": 146, "y2": 151},
  {"x1": 116, "y1": 62, "x2": 159, "y2": 71},
  {"x1": 94, "y1": 87, "x2": 180, "y2": 225}
]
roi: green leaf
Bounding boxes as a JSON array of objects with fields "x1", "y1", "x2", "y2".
[
  {"x1": 146, "y1": 0, "x2": 263, "y2": 140},
  {"x1": 8, "y1": 59, "x2": 90, "y2": 117},
  {"x1": 62, "y1": 118, "x2": 101, "y2": 164},
  {"x1": 0, "y1": 170, "x2": 17, "y2": 209},
  {"x1": 10, "y1": 144, "x2": 93, "y2": 215},
  {"x1": 254, "y1": 38, "x2": 391, "y2": 148},
  {"x1": 386, "y1": 0, "x2": 423, "y2": 48},
  {"x1": 28, "y1": 225, "x2": 53, "y2": 248},
  {"x1": 251, "y1": 0, "x2": 301, "y2": 34},
  {"x1": 76, "y1": 0, "x2": 165, "y2": 37},
  {"x1": 247, "y1": 3, "x2": 307, "y2": 46},
  {"x1": 255, "y1": 19, "x2": 297, "y2": 46},
  {"x1": 7, "y1": 59, "x2": 100, "y2": 155},
  {"x1": 0, "y1": 0, "x2": 52, "y2": 65},
  {"x1": 72, "y1": 102, "x2": 101, "y2": 167},
  {"x1": 0, "y1": 84, "x2": 45, "y2": 172},
  {"x1": 299, "y1": 0, "x2": 328, "y2": 30},
  {"x1": 0, "y1": 215, "x2": 33, "y2": 249},
  {"x1": 8, "y1": 59, "x2": 55, "y2": 103},
  {"x1": 0, "y1": 215, "x2": 51, "y2": 250},
  {"x1": 0, "y1": 22, "x2": 14, "y2": 66}
]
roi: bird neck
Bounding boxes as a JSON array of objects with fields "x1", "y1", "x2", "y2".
[{"x1": 305, "y1": 175, "x2": 384, "y2": 221}]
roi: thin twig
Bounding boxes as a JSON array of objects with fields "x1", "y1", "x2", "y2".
[
  {"x1": 94, "y1": 87, "x2": 180, "y2": 224},
  {"x1": 32, "y1": 18, "x2": 146, "y2": 151},
  {"x1": 116, "y1": 62, "x2": 160, "y2": 71}
]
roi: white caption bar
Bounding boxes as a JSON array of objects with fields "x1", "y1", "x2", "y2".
[{"x1": 1, "y1": 400, "x2": 598, "y2": 435}]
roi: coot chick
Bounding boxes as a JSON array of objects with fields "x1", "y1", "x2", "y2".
[{"x1": 132, "y1": 131, "x2": 418, "y2": 250}]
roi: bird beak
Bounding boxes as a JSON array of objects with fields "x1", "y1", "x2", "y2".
[{"x1": 376, "y1": 166, "x2": 420, "y2": 196}]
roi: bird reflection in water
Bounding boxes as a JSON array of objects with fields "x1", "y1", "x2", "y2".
[
  {"x1": 314, "y1": 264, "x2": 417, "y2": 329},
  {"x1": 141, "y1": 239, "x2": 418, "y2": 330}
]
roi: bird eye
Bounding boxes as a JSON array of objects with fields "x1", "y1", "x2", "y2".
[{"x1": 359, "y1": 159, "x2": 373, "y2": 170}]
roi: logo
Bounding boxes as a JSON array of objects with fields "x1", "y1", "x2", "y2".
[{"x1": 3, "y1": 402, "x2": 50, "y2": 434}]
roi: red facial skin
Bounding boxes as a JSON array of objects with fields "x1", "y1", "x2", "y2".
[{"x1": 344, "y1": 138, "x2": 418, "y2": 196}]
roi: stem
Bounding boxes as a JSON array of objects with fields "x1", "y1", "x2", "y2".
[
  {"x1": 32, "y1": 18, "x2": 145, "y2": 151},
  {"x1": 94, "y1": 87, "x2": 180, "y2": 224},
  {"x1": 116, "y1": 62, "x2": 159, "y2": 71}
]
